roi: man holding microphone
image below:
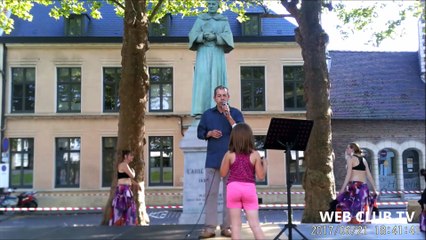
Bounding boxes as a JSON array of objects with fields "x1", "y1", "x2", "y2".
[{"x1": 197, "y1": 85, "x2": 244, "y2": 238}]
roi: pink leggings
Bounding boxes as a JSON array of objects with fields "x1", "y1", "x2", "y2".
[{"x1": 226, "y1": 181, "x2": 258, "y2": 210}]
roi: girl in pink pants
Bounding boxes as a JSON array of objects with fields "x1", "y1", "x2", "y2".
[{"x1": 220, "y1": 123, "x2": 267, "y2": 239}]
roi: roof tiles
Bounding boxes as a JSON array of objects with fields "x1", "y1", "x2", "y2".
[{"x1": 329, "y1": 51, "x2": 425, "y2": 120}]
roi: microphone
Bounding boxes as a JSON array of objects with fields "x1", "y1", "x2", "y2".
[{"x1": 222, "y1": 101, "x2": 229, "y2": 116}]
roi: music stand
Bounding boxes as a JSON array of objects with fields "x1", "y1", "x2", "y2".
[{"x1": 263, "y1": 118, "x2": 313, "y2": 240}]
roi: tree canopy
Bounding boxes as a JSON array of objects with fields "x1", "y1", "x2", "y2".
[
  {"x1": 332, "y1": 0, "x2": 424, "y2": 47},
  {"x1": 0, "y1": 0, "x2": 264, "y2": 35},
  {"x1": 2, "y1": 0, "x2": 422, "y2": 47}
]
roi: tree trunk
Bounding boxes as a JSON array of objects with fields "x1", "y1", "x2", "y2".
[
  {"x1": 101, "y1": 0, "x2": 150, "y2": 225},
  {"x1": 297, "y1": 0, "x2": 336, "y2": 223}
]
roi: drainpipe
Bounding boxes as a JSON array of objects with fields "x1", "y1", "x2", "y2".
[{"x1": 0, "y1": 43, "x2": 6, "y2": 150}]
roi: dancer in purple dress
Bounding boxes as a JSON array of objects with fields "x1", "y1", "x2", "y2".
[
  {"x1": 109, "y1": 150, "x2": 138, "y2": 226},
  {"x1": 337, "y1": 142, "x2": 378, "y2": 224}
]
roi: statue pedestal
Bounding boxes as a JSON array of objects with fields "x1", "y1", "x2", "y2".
[{"x1": 178, "y1": 120, "x2": 224, "y2": 224}]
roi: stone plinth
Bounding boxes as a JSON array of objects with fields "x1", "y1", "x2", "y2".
[{"x1": 178, "y1": 120, "x2": 224, "y2": 224}]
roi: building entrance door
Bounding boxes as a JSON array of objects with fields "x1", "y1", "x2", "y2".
[{"x1": 403, "y1": 149, "x2": 420, "y2": 191}]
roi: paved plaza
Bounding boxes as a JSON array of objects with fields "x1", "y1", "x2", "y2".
[{"x1": 0, "y1": 207, "x2": 425, "y2": 239}]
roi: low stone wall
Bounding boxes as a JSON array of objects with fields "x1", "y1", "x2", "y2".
[
  {"x1": 257, "y1": 186, "x2": 305, "y2": 206},
  {"x1": 407, "y1": 200, "x2": 422, "y2": 223},
  {"x1": 36, "y1": 189, "x2": 183, "y2": 208},
  {"x1": 34, "y1": 186, "x2": 306, "y2": 208},
  {"x1": 36, "y1": 191, "x2": 110, "y2": 208},
  {"x1": 145, "y1": 188, "x2": 183, "y2": 206}
]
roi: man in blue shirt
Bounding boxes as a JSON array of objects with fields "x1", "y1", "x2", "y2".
[{"x1": 197, "y1": 85, "x2": 244, "y2": 238}]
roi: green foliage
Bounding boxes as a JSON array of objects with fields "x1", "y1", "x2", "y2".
[
  {"x1": 1, "y1": 0, "x2": 423, "y2": 43},
  {"x1": 333, "y1": 1, "x2": 423, "y2": 47},
  {"x1": 227, "y1": 1, "x2": 251, "y2": 23},
  {"x1": 147, "y1": 0, "x2": 205, "y2": 23},
  {"x1": 0, "y1": 0, "x2": 264, "y2": 35},
  {"x1": 0, "y1": 0, "x2": 53, "y2": 34}
]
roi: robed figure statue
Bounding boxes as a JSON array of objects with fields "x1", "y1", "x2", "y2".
[{"x1": 189, "y1": 0, "x2": 234, "y2": 116}]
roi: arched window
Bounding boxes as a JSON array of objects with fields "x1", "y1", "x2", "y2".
[
  {"x1": 403, "y1": 149, "x2": 420, "y2": 191},
  {"x1": 378, "y1": 149, "x2": 396, "y2": 176},
  {"x1": 378, "y1": 148, "x2": 397, "y2": 192}
]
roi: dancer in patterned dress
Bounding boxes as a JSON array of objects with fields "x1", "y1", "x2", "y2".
[
  {"x1": 337, "y1": 142, "x2": 378, "y2": 224},
  {"x1": 109, "y1": 150, "x2": 138, "y2": 226}
]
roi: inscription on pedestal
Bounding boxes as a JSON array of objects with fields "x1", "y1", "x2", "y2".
[{"x1": 178, "y1": 121, "x2": 224, "y2": 224}]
